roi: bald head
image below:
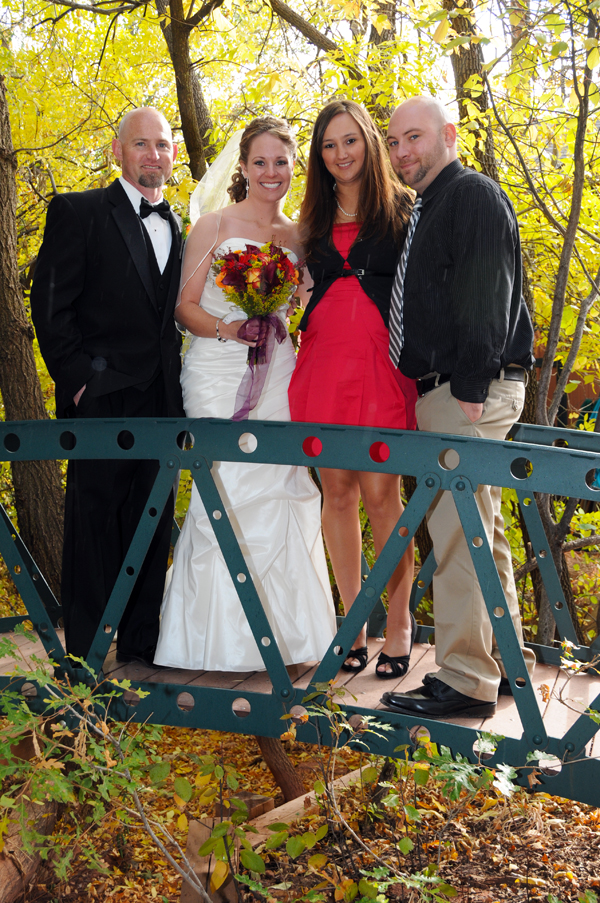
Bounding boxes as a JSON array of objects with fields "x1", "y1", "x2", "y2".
[
  {"x1": 387, "y1": 95, "x2": 457, "y2": 194},
  {"x1": 112, "y1": 107, "x2": 177, "y2": 202},
  {"x1": 118, "y1": 107, "x2": 171, "y2": 141}
]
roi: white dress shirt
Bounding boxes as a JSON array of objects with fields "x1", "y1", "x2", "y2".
[{"x1": 119, "y1": 177, "x2": 172, "y2": 273}]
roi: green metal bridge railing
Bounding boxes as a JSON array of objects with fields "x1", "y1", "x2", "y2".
[{"x1": 1, "y1": 417, "x2": 600, "y2": 806}]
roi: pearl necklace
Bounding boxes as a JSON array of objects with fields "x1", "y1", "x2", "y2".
[{"x1": 335, "y1": 199, "x2": 358, "y2": 218}]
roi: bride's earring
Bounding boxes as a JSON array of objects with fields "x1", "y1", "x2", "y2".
[
  {"x1": 333, "y1": 181, "x2": 337, "y2": 193},
  {"x1": 245, "y1": 177, "x2": 249, "y2": 198}
]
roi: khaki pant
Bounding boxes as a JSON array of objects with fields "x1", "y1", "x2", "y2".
[{"x1": 416, "y1": 378, "x2": 536, "y2": 702}]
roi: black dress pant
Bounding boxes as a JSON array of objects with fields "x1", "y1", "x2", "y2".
[{"x1": 62, "y1": 380, "x2": 174, "y2": 662}]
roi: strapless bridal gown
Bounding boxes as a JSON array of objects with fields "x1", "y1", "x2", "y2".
[{"x1": 154, "y1": 239, "x2": 336, "y2": 671}]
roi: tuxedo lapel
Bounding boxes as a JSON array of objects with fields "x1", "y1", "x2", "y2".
[
  {"x1": 108, "y1": 181, "x2": 157, "y2": 307},
  {"x1": 163, "y1": 214, "x2": 182, "y2": 330}
]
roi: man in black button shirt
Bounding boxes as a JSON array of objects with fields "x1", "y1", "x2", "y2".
[
  {"x1": 31, "y1": 108, "x2": 184, "y2": 667},
  {"x1": 380, "y1": 96, "x2": 536, "y2": 718}
]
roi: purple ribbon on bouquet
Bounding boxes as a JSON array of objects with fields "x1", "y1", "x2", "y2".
[{"x1": 232, "y1": 314, "x2": 288, "y2": 421}]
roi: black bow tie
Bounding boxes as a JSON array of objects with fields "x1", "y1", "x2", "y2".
[{"x1": 139, "y1": 197, "x2": 170, "y2": 221}]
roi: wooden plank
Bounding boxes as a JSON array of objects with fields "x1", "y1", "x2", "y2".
[
  {"x1": 486, "y1": 663, "x2": 560, "y2": 740},
  {"x1": 186, "y1": 670, "x2": 255, "y2": 689}
]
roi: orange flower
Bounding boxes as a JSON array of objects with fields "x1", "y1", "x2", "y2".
[{"x1": 246, "y1": 267, "x2": 262, "y2": 286}]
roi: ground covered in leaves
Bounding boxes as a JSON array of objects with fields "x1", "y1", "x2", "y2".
[{"x1": 19, "y1": 722, "x2": 600, "y2": 903}]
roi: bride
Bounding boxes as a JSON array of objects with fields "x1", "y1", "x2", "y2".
[{"x1": 154, "y1": 117, "x2": 337, "y2": 671}]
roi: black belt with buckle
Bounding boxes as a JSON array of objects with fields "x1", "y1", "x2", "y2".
[{"x1": 416, "y1": 368, "x2": 526, "y2": 398}]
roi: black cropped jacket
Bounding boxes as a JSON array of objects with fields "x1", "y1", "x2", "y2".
[{"x1": 298, "y1": 224, "x2": 403, "y2": 331}]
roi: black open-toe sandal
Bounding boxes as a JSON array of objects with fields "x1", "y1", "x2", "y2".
[
  {"x1": 375, "y1": 613, "x2": 417, "y2": 680},
  {"x1": 341, "y1": 645, "x2": 369, "y2": 673}
]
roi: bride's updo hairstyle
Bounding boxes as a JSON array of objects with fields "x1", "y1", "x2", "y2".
[
  {"x1": 300, "y1": 99, "x2": 412, "y2": 260},
  {"x1": 228, "y1": 116, "x2": 298, "y2": 203}
]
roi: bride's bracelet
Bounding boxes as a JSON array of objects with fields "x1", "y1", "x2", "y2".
[{"x1": 215, "y1": 318, "x2": 228, "y2": 343}]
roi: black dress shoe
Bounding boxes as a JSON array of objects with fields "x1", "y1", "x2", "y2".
[
  {"x1": 380, "y1": 676, "x2": 496, "y2": 718},
  {"x1": 424, "y1": 670, "x2": 513, "y2": 697},
  {"x1": 116, "y1": 651, "x2": 167, "y2": 670}
]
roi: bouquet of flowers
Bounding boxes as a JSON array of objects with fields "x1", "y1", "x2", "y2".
[
  {"x1": 212, "y1": 241, "x2": 301, "y2": 317},
  {"x1": 212, "y1": 242, "x2": 302, "y2": 421}
]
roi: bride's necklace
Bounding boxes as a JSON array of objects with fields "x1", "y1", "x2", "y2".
[{"x1": 335, "y1": 198, "x2": 358, "y2": 218}]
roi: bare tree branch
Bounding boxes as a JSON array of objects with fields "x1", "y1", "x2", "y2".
[
  {"x1": 267, "y1": 0, "x2": 364, "y2": 82},
  {"x1": 548, "y1": 265, "x2": 600, "y2": 425},
  {"x1": 515, "y1": 533, "x2": 600, "y2": 582}
]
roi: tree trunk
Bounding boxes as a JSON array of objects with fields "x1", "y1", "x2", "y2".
[
  {"x1": 156, "y1": 0, "x2": 216, "y2": 174},
  {"x1": 167, "y1": 0, "x2": 207, "y2": 181},
  {"x1": 0, "y1": 797, "x2": 58, "y2": 902},
  {"x1": 0, "y1": 73, "x2": 63, "y2": 600},
  {"x1": 442, "y1": 0, "x2": 499, "y2": 183},
  {"x1": 254, "y1": 736, "x2": 305, "y2": 802}
]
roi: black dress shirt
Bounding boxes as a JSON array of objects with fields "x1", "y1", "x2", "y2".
[
  {"x1": 398, "y1": 159, "x2": 534, "y2": 403},
  {"x1": 299, "y1": 223, "x2": 404, "y2": 331}
]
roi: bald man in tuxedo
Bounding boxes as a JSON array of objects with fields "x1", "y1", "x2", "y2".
[{"x1": 31, "y1": 107, "x2": 184, "y2": 667}]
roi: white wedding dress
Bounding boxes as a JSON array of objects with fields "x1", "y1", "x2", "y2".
[{"x1": 154, "y1": 239, "x2": 337, "y2": 671}]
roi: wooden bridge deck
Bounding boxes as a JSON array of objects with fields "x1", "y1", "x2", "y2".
[{"x1": 2, "y1": 629, "x2": 599, "y2": 754}]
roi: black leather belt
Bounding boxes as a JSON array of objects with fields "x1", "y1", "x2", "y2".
[{"x1": 416, "y1": 368, "x2": 526, "y2": 398}]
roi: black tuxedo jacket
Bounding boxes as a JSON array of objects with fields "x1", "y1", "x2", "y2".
[{"x1": 31, "y1": 179, "x2": 184, "y2": 419}]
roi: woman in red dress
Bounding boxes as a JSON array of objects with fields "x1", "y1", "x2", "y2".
[{"x1": 288, "y1": 99, "x2": 418, "y2": 678}]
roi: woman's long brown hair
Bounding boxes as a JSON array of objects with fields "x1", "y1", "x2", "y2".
[{"x1": 300, "y1": 99, "x2": 412, "y2": 259}]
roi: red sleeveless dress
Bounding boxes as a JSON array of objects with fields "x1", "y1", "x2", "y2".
[{"x1": 288, "y1": 223, "x2": 417, "y2": 429}]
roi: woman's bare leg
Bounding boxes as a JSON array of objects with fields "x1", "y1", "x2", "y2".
[
  {"x1": 319, "y1": 467, "x2": 366, "y2": 663},
  {"x1": 359, "y1": 471, "x2": 414, "y2": 674}
]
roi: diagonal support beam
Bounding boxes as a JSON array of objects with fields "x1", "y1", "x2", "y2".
[
  {"x1": 516, "y1": 489, "x2": 579, "y2": 646},
  {"x1": 190, "y1": 458, "x2": 293, "y2": 698},
  {"x1": 86, "y1": 462, "x2": 178, "y2": 673},
  {"x1": 0, "y1": 503, "x2": 66, "y2": 667},
  {"x1": 451, "y1": 476, "x2": 548, "y2": 748},
  {"x1": 310, "y1": 474, "x2": 441, "y2": 687}
]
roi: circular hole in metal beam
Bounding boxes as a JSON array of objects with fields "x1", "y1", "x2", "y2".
[
  {"x1": 538, "y1": 754, "x2": 562, "y2": 777},
  {"x1": 21, "y1": 682, "x2": 38, "y2": 698},
  {"x1": 409, "y1": 725, "x2": 430, "y2": 745},
  {"x1": 585, "y1": 469, "x2": 600, "y2": 491},
  {"x1": 555, "y1": 600, "x2": 563, "y2": 610},
  {"x1": 398, "y1": 526, "x2": 409, "y2": 538},
  {"x1": 510, "y1": 457, "x2": 533, "y2": 479},
  {"x1": 60, "y1": 431, "x2": 77, "y2": 451},
  {"x1": 238, "y1": 432, "x2": 258, "y2": 454},
  {"x1": 438, "y1": 448, "x2": 460, "y2": 471},
  {"x1": 117, "y1": 430, "x2": 135, "y2": 451},
  {"x1": 333, "y1": 645, "x2": 343, "y2": 656},
  {"x1": 472, "y1": 536, "x2": 483, "y2": 548},
  {"x1": 4, "y1": 433, "x2": 20, "y2": 452},
  {"x1": 473, "y1": 735, "x2": 498, "y2": 761},
  {"x1": 290, "y1": 705, "x2": 308, "y2": 724},
  {"x1": 261, "y1": 637, "x2": 271, "y2": 647},
  {"x1": 104, "y1": 624, "x2": 112, "y2": 634},
  {"x1": 232, "y1": 697, "x2": 251, "y2": 719},
  {"x1": 124, "y1": 690, "x2": 140, "y2": 708},
  {"x1": 177, "y1": 430, "x2": 195, "y2": 450},
  {"x1": 177, "y1": 692, "x2": 195, "y2": 712},
  {"x1": 493, "y1": 606, "x2": 505, "y2": 618},
  {"x1": 514, "y1": 676, "x2": 527, "y2": 689}
]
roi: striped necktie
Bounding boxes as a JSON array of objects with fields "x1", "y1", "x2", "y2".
[{"x1": 389, "y1": 197, "x2": 423, "y2": 367}]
